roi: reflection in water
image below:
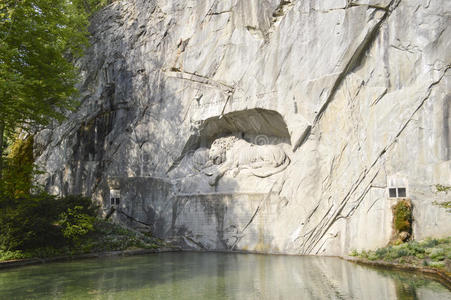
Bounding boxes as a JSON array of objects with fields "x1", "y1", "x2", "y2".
[{"x1": 0, "y1": 252, "x2": 449, "y2": 299}]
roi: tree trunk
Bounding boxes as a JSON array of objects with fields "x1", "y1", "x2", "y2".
[{"x1": 0, "y1": 121, "x2": 4, "y2": 180}]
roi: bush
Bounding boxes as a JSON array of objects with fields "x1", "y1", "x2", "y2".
[
  {"x1": 429, "y1": 261, "x2": 445, "y2": 268},
  {"x1": 0, "y1": 194, "x2": 63, "y2": 250},
  {"x1": 428, "y1": 248, "x2": 445, "y2": 261},
  {"x1": 375, "y1": 247, "x2": 388, "y2": 257},
  {"x1": 59, "y1": 206, "x2": 95, "y2": 245},
  {"x1": 354, "y1": 237, "x2": 451, "y2": 267},
  {"x1": 0, "y1": 193, "x2": 97, "y2": 251},
  {"x1": 392, "y1": 199, "x2": 412, "y2": 233},
  {"x1": 408, "y1": 241, "x2": 424, "y2": 255},
  {"x1": 0, "y1": 250, "x2": 29, "y2": 261},
  {"x1": 0, "y1": 135, "x2": 35, "y2": 198},
  {"x1": 420, "y1": 238, "x2": 439, "y2": 248}
]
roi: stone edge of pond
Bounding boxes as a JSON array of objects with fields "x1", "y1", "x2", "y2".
[
  {"x1": 342, "y1": 255, "x2": 451, "y2": 290},
  {"x1": 0, "y1": 247, "x2": 181, "y2": 270}
]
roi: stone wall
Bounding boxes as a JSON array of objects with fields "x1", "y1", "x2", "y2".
[{"x1": 35, "y1": 0, "x2": 451, "y2": 255}]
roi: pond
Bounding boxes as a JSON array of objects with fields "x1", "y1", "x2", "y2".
[{"x1": 0, "y1": 252, "x2": 449, "y2": 299}]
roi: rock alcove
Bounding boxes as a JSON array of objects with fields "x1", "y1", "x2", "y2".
[{"x1": 169, "y1": 108, "x2": 293, "y2": 194}]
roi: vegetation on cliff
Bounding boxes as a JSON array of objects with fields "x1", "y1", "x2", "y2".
[
  {"x1": 0, "y1": 137, "x2": 164, "y2": 263},
  {"x1": 0, "y1": 0, "x2": 154, "y2": 263},
  {"x1": 433, "y1": 184, "x2": 451, "y2": 212},
  {"x1": 0, "y1": 216, "x2": 164, "y2": 262},
  {"x1": 391, "y1": 199, "x2": 413, "y2": 244},
  {"x1": 0, "y1": 0, "x2": 110, "y2": 175},
  {"x1": 350, "y1": 237, "x2": 451, "y2": 272}
]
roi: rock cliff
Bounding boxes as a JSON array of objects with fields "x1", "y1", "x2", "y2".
[{"x1": 35, "y1": 0, "x2": 450, "y2": 255}]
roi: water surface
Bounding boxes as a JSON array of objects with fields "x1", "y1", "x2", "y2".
[{"x1": 0, "y1": 252, "x2": 449, "y2": 299}]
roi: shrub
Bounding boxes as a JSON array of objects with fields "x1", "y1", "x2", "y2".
[
  {"x1": 393, "y1": 200, "x2": 412, "y2": 233},
  {"x1": 0, "y1": 135, "x2": 35, "y2": 198},
  {"x1": 354, "y1": 237, "x2": 451, "y2": 267},
  {"x1": 368, "y1": 253, "x2": 378, "y2": 261},
  {"x1": 408, "y1": 241, "x2": 424, "y2": 255},
  {"x1": 420, "y1": 238, "x2": 439, "y2": 248},
  {"x1": 375, "y1": 247, "x2": 388, "y2": 258},
  {"x1": 0, "y1": 194, "x2": 63, "y2": 250},
  {"x1": 428, "y1": 248, "x2": 445, "y2": 261},
  {"x1": 429, "y1": 261, "x2": 445, "y2": 268},
  {"x1": 58, "y1": 206, "x2": 95, "y2": 245},
  {"x1": 0, "y1": 250, "x2": 29, "y2": 261},
  {"x1": 0, "y1": 193, "x2": 96, "y2": 251}
]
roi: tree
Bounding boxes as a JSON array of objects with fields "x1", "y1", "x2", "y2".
[
  {"x1": 0, "y1": 0, "x2": 101, "y2": 178},
  {"x1": 1, "y1": 135, "x2": 34, "y2": 198}
]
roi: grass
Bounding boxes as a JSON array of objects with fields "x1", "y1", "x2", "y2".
[
  {"x1": 350, "y1": 237, "x2": 451, "y2": 271},
  {"x1": 0, "y1": 219, "x2": 166, "y2": 262}
]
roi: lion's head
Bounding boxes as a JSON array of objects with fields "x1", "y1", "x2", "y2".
[{"x1": 209, "y1": 136, "x2": 239, "y2": 165}]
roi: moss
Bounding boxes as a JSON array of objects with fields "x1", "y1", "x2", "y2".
[
  {"x1": 1, "y1": 135, "x2": 35, "y2": 197},
  {"x1": 393, "y1": 200, "x2": 412, "y2": 233},
  {"x1": 391, "y1": 199, "x2": 412, "y2": 244}
]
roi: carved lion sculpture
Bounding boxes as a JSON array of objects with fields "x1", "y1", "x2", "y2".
[
  {"x1": 191, "y1": 147, "x2": 211, "y2": 172},
  {"x1": 208, "y1": 136, "x2": 290, "y2": 186}
]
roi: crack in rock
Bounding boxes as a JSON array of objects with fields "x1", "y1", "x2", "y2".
[{"x1": 298, "y1": 66, "x2": 449, "y2": 254}]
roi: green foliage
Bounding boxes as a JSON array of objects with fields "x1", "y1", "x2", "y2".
[
  {"x1": 353, "y1": 237, "x2": 451, "y2": 269},
  {"x1": 59, "y1": 206, "x2": 95, "y2": 244},
  {"x1": 393, "y1": 199, "x2": 412, "y2": 233},
  {"x1": 0, "y1": 135, "x2": 36, "y2": 198},
  {"x1": 0, "y1": 215, "x2": 165, "y2": 261},
  {"x1": 427, "y1": 248, "x2": 445, "y2": 261},
  {"x1": 87, "y1": 219, "x2": 161, "y2": 252},
  {"x1": 433, "y1": 185, "x2": 451, "y2": 212},
  {"x1": 435, "y1": 184, "x2": 451, "y2": 193},
  {"x1": 0, "y1": 193, "x2": 96, "y2": 251},
  {"x1": 0, "y1": 0, "x2": 110, "y2": 178},
  {"x1": 420, "y1": 238, "x2": 439, "y2": 248},
  {"x1": 429, "y1": 261, "x2": 445, "y2": 268},
  {"x1": 0, "y1": 250, "x2": 30, "y2": 261},
  {"x1": 0, "y1": 0, "x2": 90, "y2": 136},
  {"x1": 432, "y1": 200, "x2": 451, "y2": 212},
  {"x1": 0, "y1": 194, "x2": 62, "y2": 250},
  {"x1": 74, "y1": 0, "x2": 112, "y2": 15}
]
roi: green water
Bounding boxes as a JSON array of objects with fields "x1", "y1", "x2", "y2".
[{"x1": 0, "y1": 252, "x2": 449, "y2": 299}]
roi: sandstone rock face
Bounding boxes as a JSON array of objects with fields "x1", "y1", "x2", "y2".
[{"x1": 35, "y1": 0, "x2": 451, "y2": 255}]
